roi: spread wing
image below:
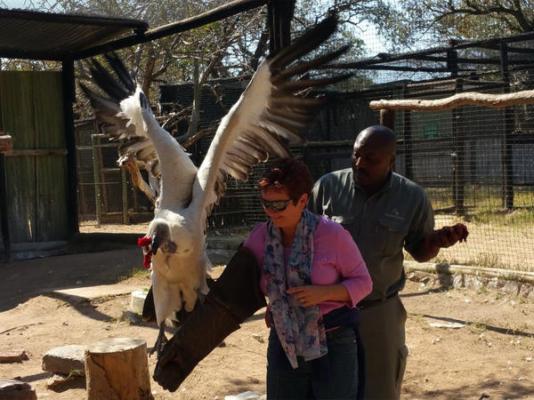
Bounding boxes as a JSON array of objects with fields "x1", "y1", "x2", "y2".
[
  {"x1": 189, "y1": 15, "x2": 351, "y2": 228},
  {"x1": 80, "y1": 54, "x2": 197, "y2": 209}
]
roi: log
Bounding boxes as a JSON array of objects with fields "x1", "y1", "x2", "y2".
[
  {"x1": 369, "y1": 88, "x2": 534, "y2": 111},
  {"x1": 0, "y1": 379, "x2": 36, "y2": 400},
  {"x1": 85, "y1": 337, "x2": 153, "y2": 400}
]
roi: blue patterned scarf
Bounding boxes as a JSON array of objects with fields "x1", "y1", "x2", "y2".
[{"x1": 263, "y1": 209, "x2": 327, "y2": 369}]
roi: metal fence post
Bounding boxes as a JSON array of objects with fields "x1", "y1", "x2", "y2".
[
  {"x1": 452, "y1": 78, "x2": 466, "y2": 215},
  {"x1": 121, "y1": 166, "x2": 129, "y2": 224},
  {"x1": 91, "y1": 134, "x2": 102, "y2": 226},
  {"x1": 500, "y1": 41, "x2": 514, "y2": 210}
]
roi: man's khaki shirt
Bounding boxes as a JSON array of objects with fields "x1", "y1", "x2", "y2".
[{"x1": 309, "y1": 168, "x2": 434, "y2": 301}]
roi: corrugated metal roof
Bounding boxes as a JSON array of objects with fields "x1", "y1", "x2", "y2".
[{"x1": 0, "y1": 9, "x2": 148, "y2": 60}]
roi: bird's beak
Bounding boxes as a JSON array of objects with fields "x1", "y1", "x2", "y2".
[{"x1": 151, "y1": 234, "x2": 161, "y2": 255}]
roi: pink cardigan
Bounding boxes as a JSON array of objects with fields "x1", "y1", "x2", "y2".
[{"x1": 243, "y1": 216, "x2": 372, "y2": 315}]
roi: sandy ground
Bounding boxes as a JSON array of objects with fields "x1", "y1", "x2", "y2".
[{"x1": 0, "y1": 244, "x2": 533, "y2": 400}]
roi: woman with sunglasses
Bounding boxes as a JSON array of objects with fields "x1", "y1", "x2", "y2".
[{"x1": 243, "y1": 158, "x2": 372, "y2": 400}]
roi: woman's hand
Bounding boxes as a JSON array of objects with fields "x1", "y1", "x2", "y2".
[
  {"x1": 287, "y1": 284, "x2": 350, "y2": 307},
  {"x1": 287, "y1": 286, "x2": 327, "y2": 307}
]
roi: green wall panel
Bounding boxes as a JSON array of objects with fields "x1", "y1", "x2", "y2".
[{"x1": 0, "y1": 71, "x2": 70, "y2": 243}]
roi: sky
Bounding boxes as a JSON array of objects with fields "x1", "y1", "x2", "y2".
[{"x1": 3, "y1": 0, "x2": 25, "y2": 8}]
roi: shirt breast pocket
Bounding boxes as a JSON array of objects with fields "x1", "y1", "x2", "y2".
[{"x1": 377, "y1": 216, "x2": 408, "y2": 257}]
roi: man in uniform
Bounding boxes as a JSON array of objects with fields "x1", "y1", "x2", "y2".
[{"x1": 309, "y1": 125, "x2": 468, "y2": 399}]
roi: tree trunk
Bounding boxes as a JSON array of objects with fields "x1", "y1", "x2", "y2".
[
  {"x1": 85, "y1": 337, "x2": 153, "y2": 400},
  {"x1": 187, "y1": 58, "x2": 201, "y2": 139}
]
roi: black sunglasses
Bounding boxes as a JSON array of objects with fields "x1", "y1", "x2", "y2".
[{"x1": 260, "y1": 198, "x2": 292, "y2": 212}]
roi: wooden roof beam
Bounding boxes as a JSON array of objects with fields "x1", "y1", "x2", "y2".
[{"x1": 74, "y1": 0, "x2": 267, "y2": 60}]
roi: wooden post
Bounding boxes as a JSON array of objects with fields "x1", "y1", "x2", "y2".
[
  {"x1": 0, "y1": 134, "x2": 12, "y2": 262},
  {"x1": 379, "y1": 108, "x2": 395, "y2": 130},
  {"x1": 85, "y1": 337, "x2": 153, "y2": 400},
  {"x1": 379, "y1": 108, "x2": 397, "y2": 172},
  {"x1": 447, "y1": 49, "x2": 458, "y2": 78},
  {"x1": 268, "y1": 0, "x2": 295, "y2": 54},
  {"x1": 62, "y1": 58, "x2": 80, "y2": 235},
  {"x1": 500, "y1": 41, "x2": 514, "y2": 210}
]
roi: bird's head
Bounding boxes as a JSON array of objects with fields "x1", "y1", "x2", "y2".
[
  {"x1": 146, "y1": 220, "x2": 177, "y2": 256},
  {"x1": 137, "y1": 221, "x2": 179, "y2": 269}
]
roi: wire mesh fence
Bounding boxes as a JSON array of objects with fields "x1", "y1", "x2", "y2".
[
  {"x1": 75, "y1": 119, "x2": 153, "y2": 225},
  {"x1": 75, "y1": 31, "x2": 534, "y2": 273}
]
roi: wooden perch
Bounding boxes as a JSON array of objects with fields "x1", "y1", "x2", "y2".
[
  {"x1": 180, "y1": 126, "x2": 215, "y2": 149},
  {"x1": 369, "y1": 89, "x2": 534, "y2": 111},
  {"x1": 85, "y1": 337, "x2": 152, "y2": 400},
  {"x1": 0, "y1": 135, "x2": 12, "y2": 153},
  {"x1": 122, "y1": 157, "x2": 157, "y2": 205}
]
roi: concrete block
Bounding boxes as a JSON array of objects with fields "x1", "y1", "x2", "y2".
[{"x1": 42, "y1": 344, "x2": 86, "y2": 376}]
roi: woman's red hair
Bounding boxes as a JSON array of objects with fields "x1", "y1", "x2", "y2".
[{"x1": 258, "y1": 158, "x2": 313, "y2": 202}]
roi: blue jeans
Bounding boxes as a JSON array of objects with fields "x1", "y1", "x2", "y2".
[{"x1": 266, "y1": 326, "x2": 358, "y2": 400}]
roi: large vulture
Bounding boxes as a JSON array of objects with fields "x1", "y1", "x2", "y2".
[{"x1": 81, "y1": 15, "x2": 350, "y2": 356}]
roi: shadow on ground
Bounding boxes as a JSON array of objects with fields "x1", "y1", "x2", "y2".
[
  {"x1": 404, "y1": 373, "x2": 534, "y2": 400},
  {"x1": 0, "y1": 235, "x2": 143, "y2": 312}
]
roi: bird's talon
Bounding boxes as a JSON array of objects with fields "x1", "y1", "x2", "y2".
[{"x1": 153, "y1": 323, "x2": 169, "y2": 359}]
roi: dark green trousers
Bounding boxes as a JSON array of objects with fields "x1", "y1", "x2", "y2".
[{"x1": 358, "y1": 295, "x2": 408, "y2": 400}]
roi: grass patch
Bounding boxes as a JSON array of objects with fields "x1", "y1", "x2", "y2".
[
  {"x1": 468, "y1": 253, "x2": 505, "y2": 269},
  {"x1": 467, "y1": 207, "x2": 534, "y2": 226},
  {"x1": 427, "y1": 185, "x2": 534, "y2": 207}
]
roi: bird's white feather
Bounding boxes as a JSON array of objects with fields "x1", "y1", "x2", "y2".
[
  {"x1": 190, "y1": 62, "x2": 272, "y2": 225},
  {"x1": 82, "y1": 15, "x2": 348, "y2": 335},
  {"x1": 120, "y1": 88, "x2": 198, "y2": 211}
]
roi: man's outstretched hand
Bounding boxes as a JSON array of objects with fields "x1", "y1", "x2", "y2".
[{"x1": 431, "y1": 223, "x2": 469, "y2": 248}]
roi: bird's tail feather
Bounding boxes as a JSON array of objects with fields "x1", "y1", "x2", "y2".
[
  {"x1": 104, "y1": 52, "x2": 136, "y2": 93},
  {"x1": 85, "y1": 53, "x2": 136, "y2": 103}
]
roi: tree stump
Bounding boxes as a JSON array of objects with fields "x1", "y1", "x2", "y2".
[{"x1": 85, "y1": 337, "x2": 153, "y2": 400}]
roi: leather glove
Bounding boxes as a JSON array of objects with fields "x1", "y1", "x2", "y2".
[{"x1": 153, "y1": 246, "x2": 266, "y2": 392}]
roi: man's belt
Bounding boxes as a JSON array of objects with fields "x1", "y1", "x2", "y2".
[{"x1": 357, "y1": 291, "x2": 399, "y2": 310}]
